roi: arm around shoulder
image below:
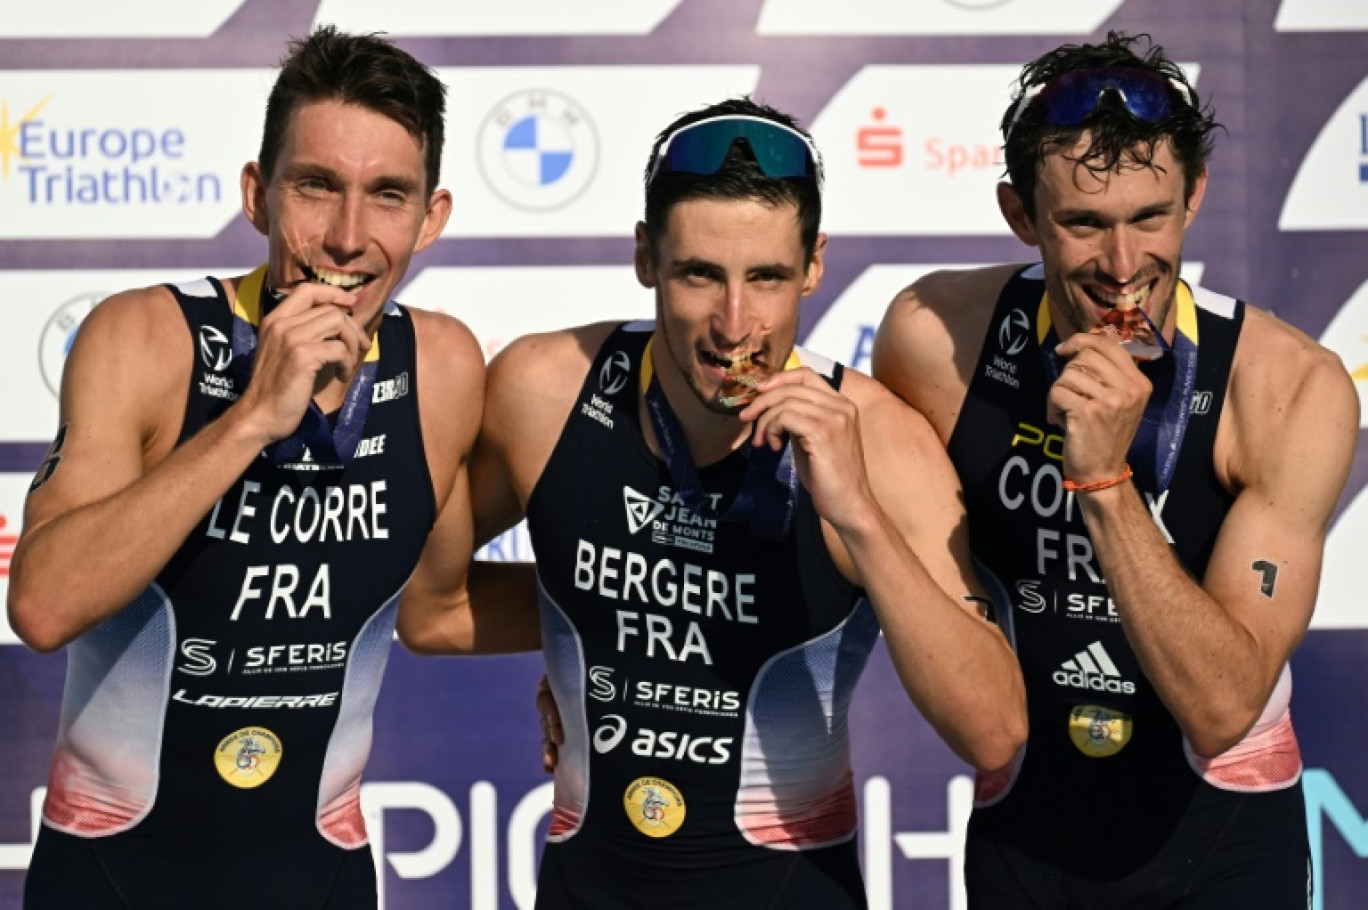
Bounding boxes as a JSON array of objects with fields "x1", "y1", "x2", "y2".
[
  {"x1": 395, "y1": 307, "x2": 515, "y2": 655},
  {"x1": 396, "y1": 320, "x2": 614, "y2": 655}
]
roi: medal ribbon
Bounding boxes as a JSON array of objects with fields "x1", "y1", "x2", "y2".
[
  {"x1": 1038, "y1": 282, "x2": 1200, "y2": 493},
  {"x1": 231, "y1": 265, "x2": 386, "y2": 468},
  {"x1": 640, "y1": 338, "x2": 801, "y2": 540}
]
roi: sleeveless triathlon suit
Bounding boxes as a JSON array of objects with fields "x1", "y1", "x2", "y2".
[
  {"x1": 951, "y1": 266, "x2": 1309, "y2": 908},
  {"x1": 528, "y1": 323, "x2": 876, "y2": 909},
  {"x1": 24, "y1": 277, "x2": 436, "y2": 910}
]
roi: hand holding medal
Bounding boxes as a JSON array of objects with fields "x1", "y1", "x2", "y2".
[
  {"x1": 231, "y1": 265, "x2": 378, "y2": 466},
  {"x1": 1042, "y1": 285, "x2": 1200, "y2": 495},
  {"x1": 738, "y1": 367, "x2": 873, "y2": 536},
  {"x1": 1045, "y1": 328, "x2": 1152, "y2": 490}
]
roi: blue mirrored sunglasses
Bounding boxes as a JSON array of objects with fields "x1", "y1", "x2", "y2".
[
  {"x1": 1006, "y1": 67, "x2": 1194, "y2": 142},
  {"x1": 648, "y1": 115, "x2": 823, "y2": 191}
]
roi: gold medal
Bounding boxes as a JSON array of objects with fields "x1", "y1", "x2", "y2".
[
  {"x1": 1068, "y1": 705, "x2": 1132, "y2": 758},
  {"x1": 623, "y1": 776, "x2": 686, "y2": 838},
  {"x1": 214, "y1": 726, "x2": 283, "y2": 788}
]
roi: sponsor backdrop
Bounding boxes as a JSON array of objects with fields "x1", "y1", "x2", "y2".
[{"x1": 1, "y1": 0, "x2": 1365, "y2": 907}]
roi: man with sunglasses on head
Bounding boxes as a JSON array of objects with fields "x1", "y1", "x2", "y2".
[
  {"x1": 874, "y1": 31, "x2": 1356, "y2": 907},
  {"x1": 434, "y1": 96, "x2": 1025, "y2": 907}
]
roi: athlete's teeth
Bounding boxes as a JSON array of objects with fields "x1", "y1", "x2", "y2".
[
  {"x1": 310, "y1": 268, "x2": 367, "y2": 289},
  {"x1": 1096, "y1": 283, "x2": 1152, "y2": 310}
]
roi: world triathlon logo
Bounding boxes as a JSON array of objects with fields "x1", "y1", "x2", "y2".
[{"x1": 477, "y1": 89, "x2": 599, "y2": 211}]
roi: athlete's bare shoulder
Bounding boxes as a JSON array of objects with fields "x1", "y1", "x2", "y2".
[
  {"x1": 1227, "y1": 304, "x2": 1356, "y2": 430},
  {"x1": 873, "y1": 264, "x2": 1020, "y2": 441},
  {"x1": 839, "y1": 366, "x2": 952, "y2": 475},
  {"x1": 78, "y1": 282, "x2": 188, "y2": 365},
  {"x1": 833, "y1": 363, "x2": 901, "y2": 414},
  {"x1": 841, "y1": 367, "x2": 958, "y2": 468},
  {"x1": 488, "y1": 321, "x2": 620, "y2": 411},
  {"x1": 1218, "y1": 301, "x2": 1358, "y2": 493},
  {"x1": 482, "y1": 320, "x2": 623, "y2": 491},
  {"x1": 66, "y1": 282, "x2": 194, "y2": 457},
  {"x1": 408, "y1": 306, "x2": 486, "y2": 499},
  {"x1": 823, "y1": 364, "x2": 980, "y2": 597},
  {"x1": 408, "y1": 305, "x2": 485, "y2": 406}
]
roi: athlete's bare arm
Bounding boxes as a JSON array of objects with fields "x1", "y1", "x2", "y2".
[
  {"x1": 394, "y1": 308, "x2": 539, "y2": 655},
  {"x1": 743, "y1": 366, "x2": 1027, "y2": 771},
  {"x1": 847, "y1": 374, "x2": 1026, "y2": 771},
  {"x1": 396, "y1": 321, "x2": 617, "y2": 655},
  {"x1": 1068, "y1": 307, "x2": 1357, "y2": 756},
  {"x1": 8, "y1": 279, "x2": 368, "y2": 653}
]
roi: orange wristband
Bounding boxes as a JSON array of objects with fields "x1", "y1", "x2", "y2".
[{"x1": 1063, "y1": 464, "x2": 1133, "y2": 493}]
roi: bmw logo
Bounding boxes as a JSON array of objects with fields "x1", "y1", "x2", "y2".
[
  {"x1": 39, "y1": 292, "x2": 104, "y2": 396},
  {"x1": 478, "y1": 89, "x2": 599, "y2": 211}
]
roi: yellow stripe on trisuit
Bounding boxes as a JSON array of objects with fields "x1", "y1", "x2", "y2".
[{"x1": 233, "y1": 264, "x2": 382, "y2": 363}]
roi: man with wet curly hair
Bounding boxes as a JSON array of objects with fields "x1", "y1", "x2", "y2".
[{"x1": 875, "y1": 31, "x2": 1354, "y2": 907}]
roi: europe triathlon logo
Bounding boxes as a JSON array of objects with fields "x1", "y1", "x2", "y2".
[
  {"x1": 477, "y1": 89, "x2": 599, "y2": 211},
  {"x1": 1, "y1": 92, "x2": 220, "y2": 206},
  {"x1": 0, "y1": 95, "x2": 51, "y2": 180}
]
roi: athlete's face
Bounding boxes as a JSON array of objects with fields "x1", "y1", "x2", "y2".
[
  {"x1": 999, "y1": 135, "x2": 1206, "y2": 343},
  {"x1": 635, "y1": 197, "x2": 824, "y2": 418},
  {"x1": 241, "y1": 99, "x2": 451, "y2": 333}
]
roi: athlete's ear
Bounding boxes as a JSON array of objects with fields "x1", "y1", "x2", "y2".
[
  {"x1": 1183, "y1": 167, "x2": 1209, "y2": 228},
  {"x1": 997, "y1": 181, "x2": 1040, "y2": 247},
  {"x1": 802, "y1": 233, "x2": 826, "y2": 297},
  {"x1": 241, "y1": 162, "x2": 269, "y2": 236},
  {"x1": 415, "y1": 189, "x2": 453, "y2": 253},
  {"x1": 634, "y1": 222, "x2": 657, "y2": 289}
]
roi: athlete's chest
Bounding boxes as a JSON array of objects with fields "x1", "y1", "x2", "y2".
[{"x1": 543, "y1": 428, "x2": 863, "y2": 672}]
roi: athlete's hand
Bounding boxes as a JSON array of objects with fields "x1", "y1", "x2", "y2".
[
  {"x1": 235, "y1": 282, "x2": 371, "y2": 443},
  {"x1": 739, "y1": 368, "x2": 876, "y2": 535},
  {"x1": 1047, "y1": 332, "x2": 1150, "y2": 486},
  {"x1": 537, "y1": 675, "x2": 564, "y2": 774}
]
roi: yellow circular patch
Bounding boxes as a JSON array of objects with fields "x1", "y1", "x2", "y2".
[
  {"x1": 623, "y1": 776, "x2": 686, "y2": 838},
  {"x1": 214, "y1": 726, "x2": 283, "y2": 788},
  {"x1": 1068, "y1": 705, "x2": 1132, "y2": 758}
]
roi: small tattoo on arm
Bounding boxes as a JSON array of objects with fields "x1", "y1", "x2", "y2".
[
  {"x1": 1251, "y1": 559, "x2": 1278, "y2": 598},
  {"x1": 29, "y1": 424, "x2": 68, "y2": 493},
  {"x1": 964, "y1": 594, "x2": 998, "y2": 625}
]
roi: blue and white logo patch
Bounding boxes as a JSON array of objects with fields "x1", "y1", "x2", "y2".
[
  {"x1": 478, "y1": 89, "x2": 599, "y2": 211},
  {"x1": 39, "y1": 292, "x2": 103, "y2": 396}
]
